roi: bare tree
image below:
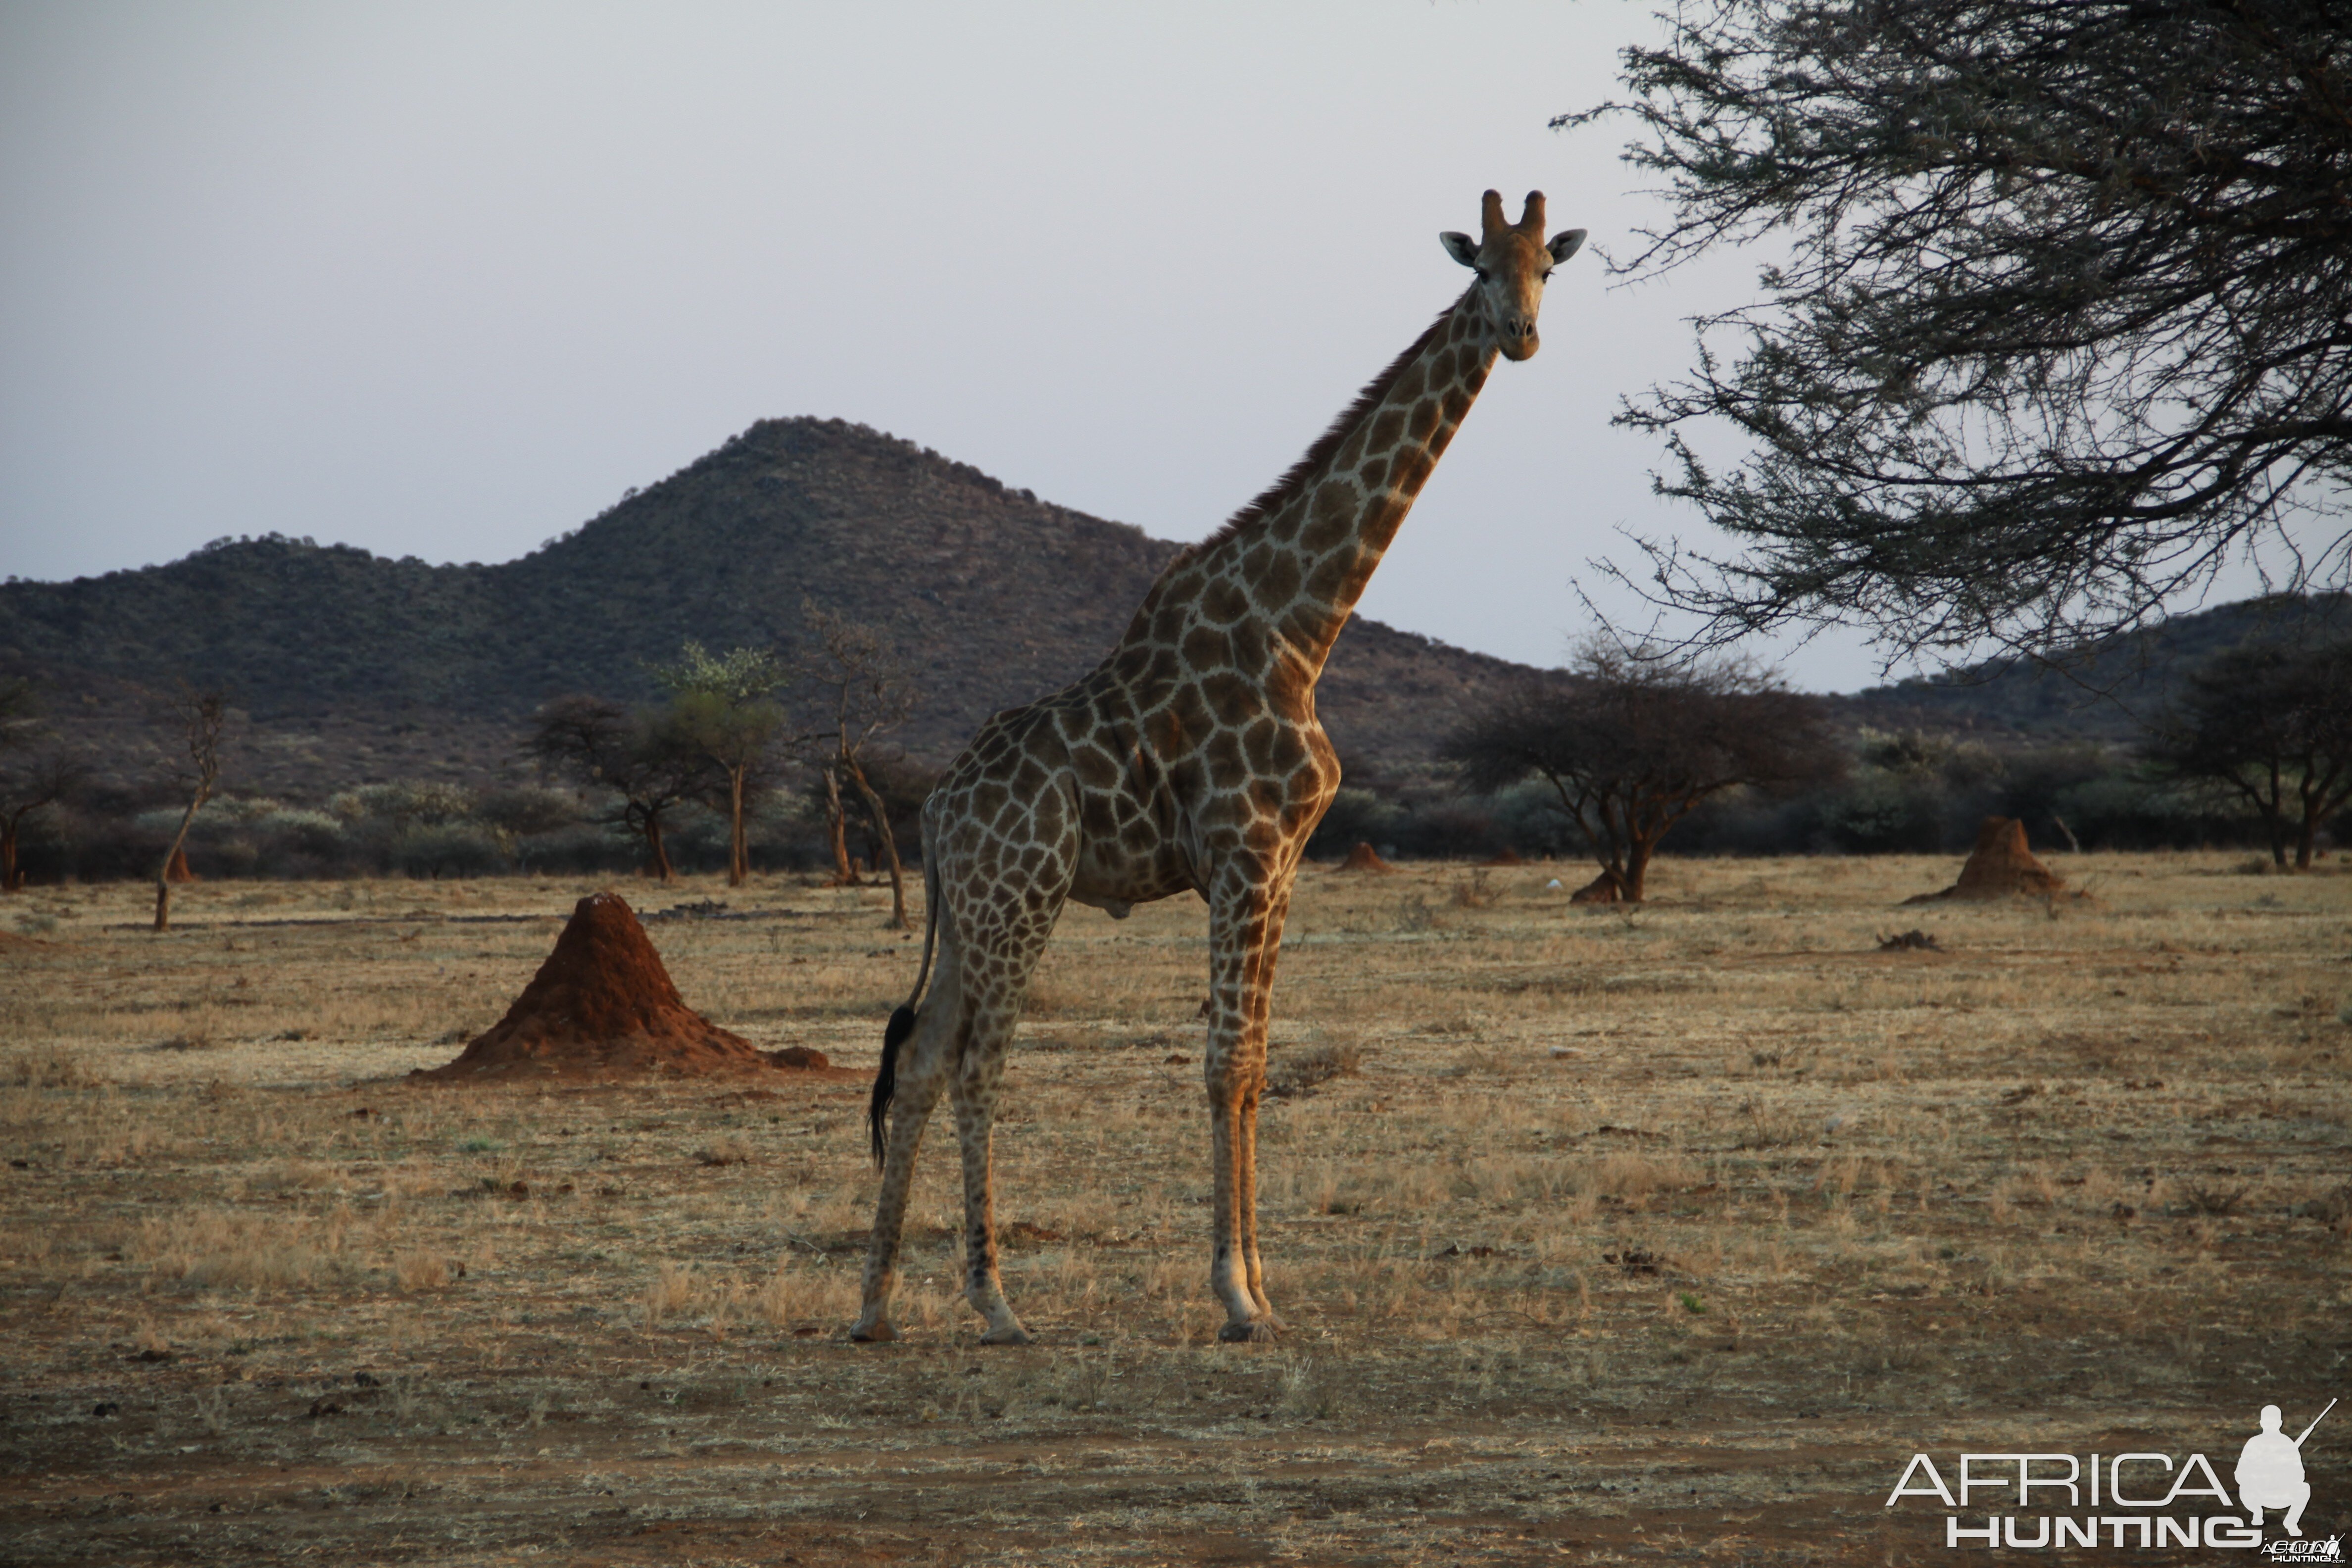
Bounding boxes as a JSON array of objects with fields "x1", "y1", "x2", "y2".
[
  {"x1": 153, "y1": 689, "x2": 226, "y2": 932},
  {"x1": 652, "y1": 641, "x2": 790, "y2": 886},
  {"x1": 800, "y1": 601, "x2": 919, "y2": 929},
  {"x1": 526, "y1": 694, "x2": 702, "y2": 882},
  {"x1": 1444, "y1": 648, "x2": 1842, "y2": 901},
  {"x1": 2145, "y1": 637, "x2": 2352, "y2": 869}
]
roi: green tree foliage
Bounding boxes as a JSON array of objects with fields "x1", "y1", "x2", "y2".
[
  {"x1": 1581, "y1": 0, "x2": 2352, "y2": 659},
  {"x1": 2145, "y1": 636, "x2": 2352, "y2": 868},
  {"x1": 652, "y1": 641, "x2": 790, "y2": 886},
  {"x1": 1444, "y1": 648, "x2": 1843, "y2": 900}
]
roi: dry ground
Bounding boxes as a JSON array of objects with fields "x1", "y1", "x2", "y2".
[{"x1": 2, "y1": 853, "x2": 2347, "y2": 1566}]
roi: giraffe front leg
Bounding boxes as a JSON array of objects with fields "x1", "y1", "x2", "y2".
[
  {"x1": 1237, "y1": 878, "x2": 1293, "y2": 1326},
  {"x1": 1205, "y1": 869, "x2": 1283, "y2": 1343},
  {"x1": 952, "y1": 1031, "x2": 1032, "y2": 1346},
  {"x1": 1235, "y1": 1088, "x2": 1282, "y2": 1327}
]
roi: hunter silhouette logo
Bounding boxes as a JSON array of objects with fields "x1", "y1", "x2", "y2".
[
  {"x1": 1884, "y1": 1396, "x2": 2336, "y2": 1551},
  {"x1": 2241, "y1": 1400, "x2": 2329, "y2": 1537}
]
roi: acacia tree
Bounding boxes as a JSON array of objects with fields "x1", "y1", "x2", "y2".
[
  {"x1": 1, "y1": 751, "x2": 88, "y2": 893},
  {"x1": 799, "y1": 601, "x2": 918, "y2": 929},
  {"x1": 1579, "y1": 0, "x2": 2352, "y2": 660},
  {"x1": 1444, "y1": 648, "x2": 1842, "y2": 901},
  {"x1": 527, "y1": 694, "x2": 702, "y2": 882},
  {"x1": 652, "y1": 641, "x2": 789, "y2": 886},
  {"x1": 152, "y1": 688, "x2": 226, "y2": 932},
  {"x1": 2145, "y1": 637, "x2": 2352, "y2": 868},
  {"x1": 0, "y1": 682, "x2": 87, "y2": 893}
]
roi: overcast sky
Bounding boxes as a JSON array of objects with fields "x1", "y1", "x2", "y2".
[{"x1": 0, "y1": 2, "x2": 2058, "y2": 690}]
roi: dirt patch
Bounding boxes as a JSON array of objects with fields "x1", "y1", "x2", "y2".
[
  {"x1": 1905, "y1": 816, "x2": 2067, "y2": 903},
  {"x1": 1335, "y1": 841, "x2": 1393, "y2": 873},
  {"x1": 411, "y1": 892, "x2": 800, "y2": 1083}
]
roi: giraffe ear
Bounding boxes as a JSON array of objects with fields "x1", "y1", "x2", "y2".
[
  {"x1": 1548, "y1": 229, "x2": 1588, "y2": 265},
  {"x1": 1439, "y1": 232, "x2": 1481, "y2": 268}
]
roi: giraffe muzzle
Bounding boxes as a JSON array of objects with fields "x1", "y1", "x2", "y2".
[{"x1": 1499, "y1": 319, "x2": 1540, "y2": 361}]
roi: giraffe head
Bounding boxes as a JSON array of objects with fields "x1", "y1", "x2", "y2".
[{"x1": 1440, "y1": 190, "x2": 1585, "y2": 362}]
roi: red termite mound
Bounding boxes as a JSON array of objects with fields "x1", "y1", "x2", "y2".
[
  {"x1": 1336, "y1": 841, "x2": 1394, "y2": 873},
  {"x1": 164, "y1": 847, "x2": 197, "y2": 883},
  {"x1": 1905, "y1": 817, "x2": 2067, "y2": 904},
  {"x1": 413, "y1": 892, "x2": 820, "y2": 1082}
]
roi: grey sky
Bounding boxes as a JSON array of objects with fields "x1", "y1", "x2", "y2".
[{"x1": 0, "y1": 2, "x2": 2043, "y2": 689}]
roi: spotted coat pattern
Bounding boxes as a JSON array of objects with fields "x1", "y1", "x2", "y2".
[{"x1": 850, "y1": 191, "x2": 1585, "y2": 1345}]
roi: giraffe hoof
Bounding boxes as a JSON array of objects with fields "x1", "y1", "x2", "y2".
[
  {"x1": 848, "y1": 1320, "x2": 898, "y2": 1343},
  {"x1": 979, "y1": 1324, "x2": 1034, "y2": 1347},
  {"x1": 1218, "y1": 1319, "x2": 1280, "y2": 1344}
]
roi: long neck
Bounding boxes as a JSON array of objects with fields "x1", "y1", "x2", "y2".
[{"x1": 1161, "y1": 286, "x2": 1498, "y2": 675}]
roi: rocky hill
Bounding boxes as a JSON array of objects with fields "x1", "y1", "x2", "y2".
[{"x1": 0, "y1": 417, "x2": 1532, "y2": 800}]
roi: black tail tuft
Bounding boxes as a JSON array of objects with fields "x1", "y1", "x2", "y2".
[{"x1": 871, "y1": 1005, "x2": 915, "y2": 1166}]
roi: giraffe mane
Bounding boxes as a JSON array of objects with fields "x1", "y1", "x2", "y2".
[{"x1": 1177, "y1": 291, "x2": 1469, "y2": 565}]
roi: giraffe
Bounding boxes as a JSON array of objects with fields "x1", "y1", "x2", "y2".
[{"x1": 851, "y1": 190, "x2": 1585, "y2": 1345}]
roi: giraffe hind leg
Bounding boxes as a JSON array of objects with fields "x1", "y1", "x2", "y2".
[
  {"x1": 850, "y1": 941, "x2": 963, "y2": 1343},
  {"x1": 951, "y1": 1033, "x2": 1032, "y2": 1345},
  {"x1": 945, "y1": 889, "x2": 1070, "y2": 1345}
]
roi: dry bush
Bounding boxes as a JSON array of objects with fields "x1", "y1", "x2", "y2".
[
  {"x1": 1267, "y1": 1042, "x2": 1361, "y2": 1098},
  {"x1": 393, "y1": 1251, "x2": 450, "y2": 1291},
  {"x1": 1450, "y1": 870, "x2": 1500, "y2": 909},
  {"x1": 755, "y1": 1262, "x2": 859, "y2": 1328},
  {"x1": 1732, "y1": 1101, "x2": 1813, "y2": 1149},
  {"x1": 642, "y1": 1261, "x2": 700, "y2": 1328},
  {"x1": 6, "y1": 1046, "x2": 90, "y2": 1088},
  {"x1": 1590, "y1": 1150, "x2": 1703, "y2": 1198},
  {"x1": 133, "y1": 1211, "x2": 345, "y2": 1293},
  {"x1": 1275, "y1": 1353, "x2": 1350, "y2": 1421}
]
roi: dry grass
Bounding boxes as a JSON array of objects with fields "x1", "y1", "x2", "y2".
[{"x1": 0, "y1": 853, "x2": 2346, "y2": 1564}]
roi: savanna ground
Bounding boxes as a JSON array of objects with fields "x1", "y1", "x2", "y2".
[{"x1": 2, "y1": 852, "x2": 2347, "y2": 1566}]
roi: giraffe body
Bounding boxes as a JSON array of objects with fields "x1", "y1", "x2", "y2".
[{"x1": 852, "y1": 192, "x2": 1584, "y2": 1344}]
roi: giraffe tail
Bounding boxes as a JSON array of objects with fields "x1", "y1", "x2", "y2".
[{"x1": 870, "y1": 850, "x2": 941, "y2": 1167}]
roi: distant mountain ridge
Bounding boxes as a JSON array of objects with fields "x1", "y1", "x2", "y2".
[
  {"x1": 7, "y1": 415, "x2": 2338, "y2": 803},
  {"x1": 1837, "y1": 592, "x2": 2352, "y2": 743},
  {"x1": 0, "y1": 416, "x2": 1532, "y2": 798}
]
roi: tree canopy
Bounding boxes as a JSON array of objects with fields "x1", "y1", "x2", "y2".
[
  {"x1": 1577, "y1": 0, "x2": 2352, "y2": 659},
  {"x1": 527, "y1": 694, "x2": 704, "y2": 882},
  {"x1": 2144, "y1": 634, "x2": 2352, "y2": 867},
  {"x1": 652, "y1": 641, "x2": 791, "y2": 886},
  {"x1": 1444, "y1": 648, "x2": 1842, "y2": 900}
]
